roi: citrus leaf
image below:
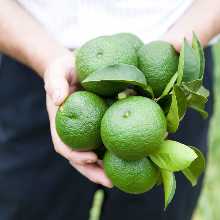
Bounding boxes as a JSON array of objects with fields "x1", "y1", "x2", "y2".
[
  {"x1": 156, "y1": 171, "x2": 162, "y2": 186},
  {"x1": 182, "y1": 39, "x2": 200, "y2": 82},
  {"x1": 150, "y1": 140, "x2": 198, "y2": 171},
  {"x1": 157, "y1": 94, "x2": 172, "y2": 115},
  {"x1": 182, "y1": 79, "x2": 202, "y2": 94},
  {"x1": 82, "y1": 64, "x2": 148, "y2": 97},
  {"x1": 181, "y1": 79, "x2": 209, "y2": 118},
  {"x1": 187, "y1": 92, "x2": 208, "y2": 119},
  {"x1": 197, "y1": 86, "x2": 210, "y2": 98},
  {"x1": 182, "y1": 146, "x2": 205, "y2": 186},
  {"x1": 174, "y1": 86, "x2": 187, "y2": 120},
  {"x1": 166, "y1": 88, "x2": 179, "y2": 133},
  {"x1": 161, "y1": 169, "x2": 176, "y2": 209},
  {"x1": 192, "y1": 33, "x2": 205, "y2": 79},
  {"x1": 177, "y1": 41, "x2": 184, "y2": 85},
  {"x1": 160, "y1": 72, "x2": 178, "y2": 98}
]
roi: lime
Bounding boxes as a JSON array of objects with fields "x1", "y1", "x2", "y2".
[
  {"x1": 76, "y1": 36, "x2": 137, "y2": 81},
  {"x1": 112, "y1": 33, "x2": 144, "y2": 51},
  {"x1": 56, "y1": 91, "x2": 108, "y2": 150},
  {"x1": 101, "y1": 96, "x2": 167, "y2": 160},
  {"x1": 138, "y1": 41, "x2": 179, "y2": 97},
  {"x1": 104, "y1": 151, "x2": 158, "y2": 194}
]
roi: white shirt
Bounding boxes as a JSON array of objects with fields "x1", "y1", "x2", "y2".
[{"x1": 17, "y1": 0, "x2": 194, "y2": 48}]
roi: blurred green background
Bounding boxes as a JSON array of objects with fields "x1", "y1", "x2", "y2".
[{"x1": 193, "y1": 43, "x2": 220, "y2": 220}]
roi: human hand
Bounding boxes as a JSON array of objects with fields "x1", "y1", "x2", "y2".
[
  {"x1": 162, "y1": 0, "x2": 220, "y2": 52},
  {"x1": 44, "y1": 51, "x2": 112, "y2": 188}
]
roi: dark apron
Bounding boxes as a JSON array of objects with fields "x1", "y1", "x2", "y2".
[{"x1": 0, "y1": 47, "x2": 214, "y2": 220}]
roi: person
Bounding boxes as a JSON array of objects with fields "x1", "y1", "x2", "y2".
[{"x1": 0, "y1": 0, "x2": 220, "y2": 219}]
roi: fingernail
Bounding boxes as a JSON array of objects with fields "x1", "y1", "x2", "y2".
[
  {"x1": 105, "y1": 182, "x2": 113, "y2": 188},
  {"x1": 86, "y1": 159, "x2": 96, "y2": 163},
  {"x1": 52, "y1": 90, "x2": 60, "y2": 104}
]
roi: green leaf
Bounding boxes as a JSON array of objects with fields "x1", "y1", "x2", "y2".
[
  {"x1": 157, "y1": 95, "x2": 172, "y2": 115},
  {"x1": 187, "y1": 92, "x2": 208, "y2": 118},
  {"x1": 166, "y1": 89, "x2": 179, "y2": 133},
  {"x1": 182, "y1": 39, "x2": 200, "y2": 82},
  {"x1": 181, "y1": 79, "x2": 209, "y2": 118},
  {"x1": 182, "y1": 146, "x2": 205, "y2": 186},
  {"x1": 165, "y1": 85, "x2": 188, "y2": 132},
  {"x1": 150, "y1": 140, "x2": 198, "y2": 171},
  {"x1": 174, "y1": 86, "x2": 187, "y2": 120},
  {"x1": 160, "y1": 72, "x2": 178, "y2": 98},
  {"x1": 156, "y1": 171, "x2": 162, "y2": 186},
  {"x1": 197, "y1": 86, "x2": 210, "y2": 98},
  {"x1": 161, "y1": 169, "x2": 176, "y2": 209},
  {"x1": 182, "y1": 79, "x2": 202, "y2": 94},
  {"x1": 82, "y1": 64, "x2": 148, "y2": 97},
  {"x1": 192, "y1": 33, "x2": 205, "y2": 79},
  {"x1": 177, "y1": 41, "x2": 184, "y2": 85}
]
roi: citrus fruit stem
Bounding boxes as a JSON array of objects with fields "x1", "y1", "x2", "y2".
[{"x1": 118, "y1": 88, "x2": 137, "y2": 100}]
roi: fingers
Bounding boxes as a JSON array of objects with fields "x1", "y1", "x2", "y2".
[
  {"x1": 44, "y1": 69, "x2": 70, "y2": 106},
  {"x1": 44, "y1": 54, "x2": 76, "y2": 106},
  {"x1": 162, "y1": 30, "x2": 195, "y2": 52},
  {"x1": 70, "y1": 161, "x2": 113, "y2": 188},
  {"x1": 162, "y1": 33, "x2": 183, "y2": 52},
  {"x1": 46, "y1": 82, "x2": 112, "y2": 189},
  {"x1": 52, "y1": 130, "x2": 98, "y2": 164},
  {"x1": 162, "y1": 1, "x2": 210, "y2": 53}
]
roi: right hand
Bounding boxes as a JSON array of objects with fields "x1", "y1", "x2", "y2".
[{"x1": 44, "y1": 50, "x2": 112, "y2": 188}]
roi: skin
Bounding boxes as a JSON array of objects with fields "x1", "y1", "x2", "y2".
[{"x1": 0, "y1": 0, "x2": 220, "y2": 187}]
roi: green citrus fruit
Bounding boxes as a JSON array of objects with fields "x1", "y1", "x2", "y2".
[
  {"x1": 112, "y1": 33, "x2": 144, "y2": 51},
  {"x1": 56, "y1": 91, "x2": 108, "y2": 150},
  {"x1": 76, "y1": 36, "x2": 137, "y2": 82},
  {"x1": 104, "y1": 151, "x2": 158, "y2": 194},
  {"x1": 138, "y1": 41, "x2": 179, "y2": 97},
  {"x1": 101, "y1": 96, "x2": 167, "y2": 160}
]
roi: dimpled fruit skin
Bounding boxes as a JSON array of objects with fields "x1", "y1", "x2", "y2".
[
  {"x1": 101, "y1": 96, "x2": 167, "y2": 160},
  {"x1": 76, "y1": 36, "x2": 137, "y2": 81},
  {"x1": 138, "y1": 41, "x2": 178, "y2": 97},
  {"x1": 112, "y1": 33, "x2": 144, "y2": 51},
  {"x1": 56, "y1": 91, "x2": 108, "y2": 150},
  {"x1": 104, "y1": 151, "x2": 158, "y2": 194}
]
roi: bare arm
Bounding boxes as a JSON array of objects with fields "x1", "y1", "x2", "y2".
[
  {"x1": 0, "y1": 0, "x2": 112, "y2": 188},
  {"x1": 0, "y1": 0, "x2": 69, "y2": 75},
  {"x1": 163, "y1": 0, "x2": 220, "y2": 51}
]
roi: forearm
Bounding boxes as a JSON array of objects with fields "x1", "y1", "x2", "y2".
[
  {"x1": 164, "y1": 0, "x2": 220, "y2": 50},
  {"x1": 179, "y1": 0, "x2": 220, "y2": 41},
  {"x1": 0, "y1": 0, "x2": 71, "y2": 77}
]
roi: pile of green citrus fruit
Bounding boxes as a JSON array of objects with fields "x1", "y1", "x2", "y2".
[{"x1": 56, "y1": 33, "x2": 208, "y2": 208}]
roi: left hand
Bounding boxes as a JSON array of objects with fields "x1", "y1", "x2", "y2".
[
  {"x1": 44, "y1": 52, "x2": 112, "y2": 188},
  {"x1": 162, "y1": 0, "x2": 220, "y2": 52}
]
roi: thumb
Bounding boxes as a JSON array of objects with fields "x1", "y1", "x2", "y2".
[
  {"x1": 162, "y1": 30, "x2": 184, "y2": 52},
  {"x1": 51, "y1": 76, "x2": 69, "y2": 105},
  {"x1": 44, "y1": 73, "x2": 70, "y2": 106}
]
